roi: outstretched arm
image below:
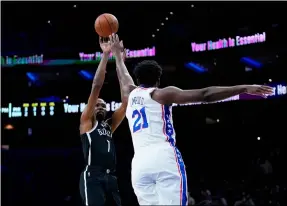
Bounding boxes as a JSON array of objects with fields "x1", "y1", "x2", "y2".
[
  {"x1": 108, "y1": 36, "x2": 138, "y2": 133},
  {"x1": 109, "y1": 34, "x2": 136, "y2": 102},
  {"x1": 152, "y1": 85, "x2": 274, "y2": 105},
  {"x1": 109, "y1": 67, "x2": 128, "y2": 133},
  {"x1": 108, "y1": 50, "x2": 129, "y2": 133},
  {"x1": 80, "y1": 38, "x2": 111, "y2": 134}
]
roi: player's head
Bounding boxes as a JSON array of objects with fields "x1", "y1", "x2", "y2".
[
  {"x1": 133, "y1": 60, "x2": 163, "y2": 87},
  {"x1": 94, "y1": 98, "x2": 107, "y2": 122}
]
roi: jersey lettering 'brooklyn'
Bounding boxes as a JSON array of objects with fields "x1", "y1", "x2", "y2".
[{"x1": 97, "y1": 127, "x2": 112, "y2": 137}]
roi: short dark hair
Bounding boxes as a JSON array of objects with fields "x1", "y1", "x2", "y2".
[{"x1": 133, "y1": 60, "x2": 163, "y2": 87}]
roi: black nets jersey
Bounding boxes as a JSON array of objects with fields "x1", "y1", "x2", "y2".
[{"x1": 80, "y1": 120, "x2": 116, "y2": 170}]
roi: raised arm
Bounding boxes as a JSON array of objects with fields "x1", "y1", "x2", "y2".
[
  {"x1": 107, "y1": 35, "x2": 138, "y2": 133},
  {"x1": 80, "y1": 38, "x2": 111, "y2": 134},
  {"x1": 109, "y1": 34, "x2": 136, "y2": 101},
  {"x1": 109, "y1": 50, "x2": 129, "y2": 133},
  {"x1": 152, "y1": 85, "x2": 274, "y2": 105}
]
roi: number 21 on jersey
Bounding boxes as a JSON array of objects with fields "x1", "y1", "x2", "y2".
[{"x1": 132, "y1": 107, "x2": 149, "y2": 133}]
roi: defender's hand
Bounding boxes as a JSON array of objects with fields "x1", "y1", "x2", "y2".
[
  {"x1": 109, "y1": 33, "x2": 123, "y2": 55},
  {"x1": 245, "y1": 85, "x2": 274, "y2": 98},
  {"x1": 121, "y1": 42, "x2": 127, "y2": 62},
  {"x1": 121, "y1": 48, "x2": 127, "y2": 61}
]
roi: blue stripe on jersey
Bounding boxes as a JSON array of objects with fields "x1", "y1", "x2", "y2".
[
  {"x1": 163, "y1": 105, "x2": 188, "y2": 206},
  {"x1": 163, "y1": 105, "x2": 175, "y2": 145}
]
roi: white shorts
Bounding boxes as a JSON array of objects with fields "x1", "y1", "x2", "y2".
[{"x1": 131, "y1": 143, "x2": 188, "y2": 205}]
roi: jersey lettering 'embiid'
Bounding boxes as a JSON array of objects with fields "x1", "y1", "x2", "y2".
[{"x1": 126, "y1": 87, "x2": 176, "y2": 152}]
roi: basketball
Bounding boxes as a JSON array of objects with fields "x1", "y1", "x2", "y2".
[{"x1": 94, "y1": 13, "x2": 119, "y2": 37}]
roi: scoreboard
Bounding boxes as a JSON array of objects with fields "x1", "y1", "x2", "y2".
[
  {"x1": 1, "y1": 101, "x2": 121, "y2": 118},
  {"x1": 2, "y1": 102, "x2": 56, "y2": 118}
]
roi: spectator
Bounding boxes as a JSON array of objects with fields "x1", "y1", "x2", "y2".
[
  {"x1": 260, "y1": 158, "x2": 273, "y2": 175},
  {"x1": 234, "y1": 193, "x2": 255, "y2": 206},
  {"x1": 188, "y1": 192, "x2": 196, "y2": 205}
]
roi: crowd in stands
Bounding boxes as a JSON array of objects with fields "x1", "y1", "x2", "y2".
[
  {"x1": 2, "y1": 139, "x2": 285, "y2": 206},
  {"x1": 188, "y1": 147, "x2": 285, "y2": 206}
]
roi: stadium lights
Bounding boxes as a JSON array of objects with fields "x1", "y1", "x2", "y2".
[
  {"x1": 241, "y1": 57, "x2": 263, "y2": 69},
  {"x1": 185, "y1": 62, "x2": 207, "y2": 73}
]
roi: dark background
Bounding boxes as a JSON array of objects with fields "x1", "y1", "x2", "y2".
[{"x1": 1, "y1": 2, "x2": 287, "y2": 206}]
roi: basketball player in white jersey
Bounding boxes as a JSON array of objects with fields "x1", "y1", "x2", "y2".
[{"x1": 108, "y1": 34, "x2": 273, "y2": 205}]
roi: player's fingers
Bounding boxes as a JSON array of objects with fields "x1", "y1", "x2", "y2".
[
  {"x1": 122, "y1": 40, "x2": 125, "y2": 48},
  {"x1": 109, "y1": 35, "x2": 113, "y2": 44},
  {"x1": 123, "y1": 49, "x2": 127, "y2": 58},
  {"x1": 113, "y1": 33, "x2": 116, "y2": 43},
  {"x1": 115, "y1": 34, "x2": 119, "y2": 43},
  {"x1": 120, "y1": 40, "x2": 124, "y2": 51},
  {"x1": 259, "y1": 90, "x2": 270, "y2": 97},
  {"x1": 261, "y1": 85, "x2": 272, "y2": 89},
  {"x1": 261, "y1": 85, "x2": 273, "y2": 92},
  {"x1": 259, "y1": 87, "x2": 273, "y2": 94},
  {"x1": 255, "y1": 92, "x2": 267, "y2": 98},
  {"x1": 99, "y1": 36, "x2": 102, "y2": 44},
  {"x1": 265, "y1": 90, "x2": 273, "y2": 94}
]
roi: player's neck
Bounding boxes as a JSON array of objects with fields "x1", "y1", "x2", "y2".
[{"x1": 96, "y1": 119, "x2": 104, "y2": 123}]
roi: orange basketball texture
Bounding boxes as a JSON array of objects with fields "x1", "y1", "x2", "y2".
[{"x1": 94, "y1": 14, "x2": 119, "y2": 37}]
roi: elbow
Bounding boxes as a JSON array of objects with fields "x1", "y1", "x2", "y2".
[
  {"x1": 201, "y1": 87, "x2": 211, "y2": 102},
  {"x1": 90, "y1": 84, "x2": 103, "y2": 94},
  {"x1": 120, "y1": 100, "x2": 128, "y2": 110},
  {"x1": 92, "y1": 82, "x2": 103, "y2": 89},
  {"x1": 115, "y1": 103, "x2": 127, "y2": 116}
]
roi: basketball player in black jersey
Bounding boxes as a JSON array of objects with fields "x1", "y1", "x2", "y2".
[{"x1": 79, "y1": 37, "x2": 127, "y2": 206}]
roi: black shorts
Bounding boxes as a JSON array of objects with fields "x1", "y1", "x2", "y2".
[{"x1": 79, "y1": 168, "x2": 121, "y2": 206}]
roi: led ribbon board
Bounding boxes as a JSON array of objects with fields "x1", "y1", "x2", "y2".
[
  {"x1": 1, "y1": 47, "x2": 156, "y2": 67},
  {"x1": 191, "y1": 32, "x2": 266, "y2": 52},
  {"x1": 2, "y1": 83, "x2": 285, "y2": 119}
]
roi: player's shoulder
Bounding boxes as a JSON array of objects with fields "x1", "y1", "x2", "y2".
[
  {"x1": 152, "y1": 86, "x2": 179, "y2": 95},
  {"x1": 152, "y1": 86, "x2": 181, "y2": 105},
  {"x1": 160, "y1": 86, "x2": 179, "y2": 91},
  {"x1": 124, "y1": 84, "x2": 137, "y2": 94}
]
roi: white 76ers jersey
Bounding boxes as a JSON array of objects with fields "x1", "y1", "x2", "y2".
[{"x1": 126, "y1": 87, "x2": 176, "y2": 152}]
